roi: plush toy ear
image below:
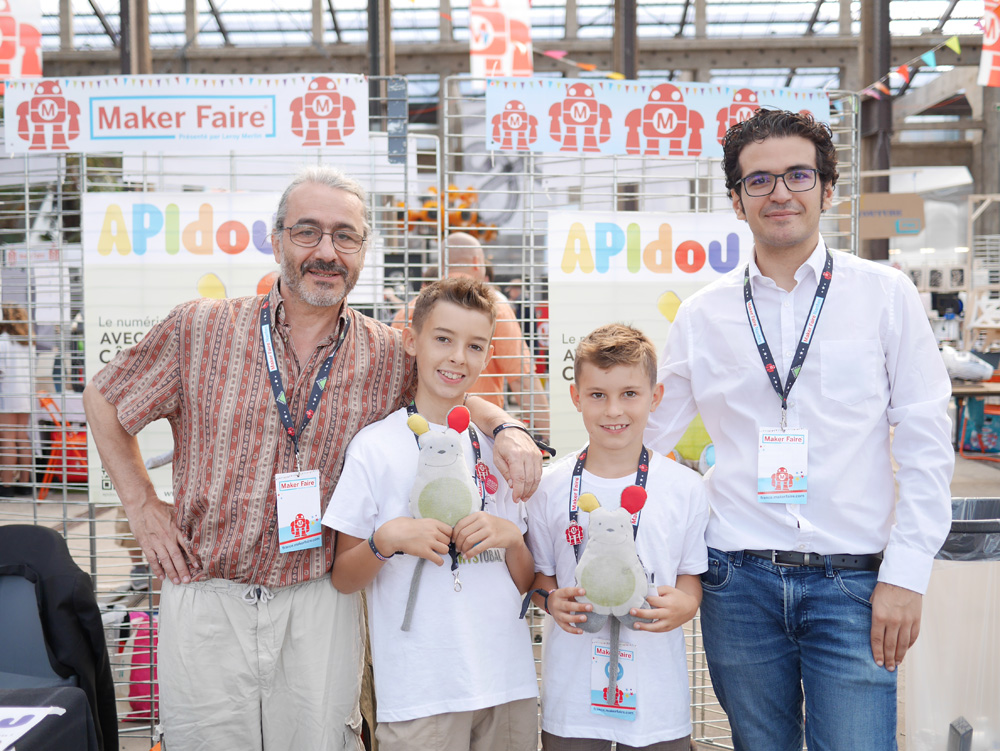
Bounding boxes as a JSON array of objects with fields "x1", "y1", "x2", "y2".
[
  {"x1": 447, "y1": 405, "x2": 471, "y2": 433},
  {"x1": 407, "y1": 413, "x2": 430, "y2": 437},
  {"x1": 620, "y1": 485, "x2": 647, "y2": 515},
  {"x1": 578, "y1": 493, "x2": 600, "y2": 513}
]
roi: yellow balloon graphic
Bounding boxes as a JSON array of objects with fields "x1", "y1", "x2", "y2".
[
  {"x1": 197, "y1": 273, "x2": 227, "y2": 299},
  {"x1": 657, "y1": 291, "x2": 682, "y2": 322}
]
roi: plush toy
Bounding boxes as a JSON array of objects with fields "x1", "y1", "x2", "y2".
[
  {"x1": 401, "y1": 405, "x2": 478, "y2": 631},
  {"x1": 574, "y1": 486, "x2": 652, "y2": 705}
]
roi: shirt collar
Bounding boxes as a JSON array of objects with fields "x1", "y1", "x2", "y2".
[{"x1": 748, "y1": 235, "x2": 828, "y2": 291}]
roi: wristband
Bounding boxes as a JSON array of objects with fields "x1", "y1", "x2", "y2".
[
  {"x1": 519, "y1": 588, "x2": 553, "y2": 618},
  {"x1": 493, "y1": 423, "x2": 558, "y2": 458},
  {"x1": 368, "y1": 535, "x2": 393, "y2": 562}
]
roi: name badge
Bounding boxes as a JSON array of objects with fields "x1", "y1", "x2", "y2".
[
  {"x1": 275, "y1": 469, "x2": 323, "y2": 553},
  {"x1": 590, "y1": 638, "x2": 638, "y2": 721},
  {"x1": 757, "y1": 428, "x2": 808, "y2": 504}
]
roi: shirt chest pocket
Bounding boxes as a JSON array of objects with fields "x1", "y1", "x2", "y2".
[{"x1": 819, "y1": 339, "x2": 884, "y2": 405}]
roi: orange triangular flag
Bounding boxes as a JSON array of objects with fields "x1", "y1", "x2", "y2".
[
  {"x1": 874, "y1": 81, "x2": 891, "y2": 95},
  {"x1": 577, "y1": 63, "x2": 597, "y2": 72},
  {"x1": 896, "y1": 64, "x2": 911, "y2": 83}
]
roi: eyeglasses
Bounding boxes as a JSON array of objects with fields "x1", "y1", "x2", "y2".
[
  {"x1": 740, "y1": 168, "x2": 819, "y2": 197},
  {"x1": 279, "y1": 223, "x2": 367, "y2": 253}
]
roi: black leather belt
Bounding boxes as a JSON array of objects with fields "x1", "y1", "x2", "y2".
[{"x1": 745, "y1": 549, "x2": 882, "y2": 572}]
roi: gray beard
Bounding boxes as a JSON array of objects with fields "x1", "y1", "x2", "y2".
[{"x1": 279, "y1": 253, "x2": 358, "y2": 308}]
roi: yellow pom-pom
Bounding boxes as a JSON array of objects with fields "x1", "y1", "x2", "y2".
[
  {"x1": 577, "y1": 493, "x2": 600, "y2": 513},
  {"x1": 407, "y1": 414, "x2": 430, "y2": 436}
]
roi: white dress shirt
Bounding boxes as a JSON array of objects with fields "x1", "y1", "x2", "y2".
[{"x1": 645, "y1": 238, "x2": 954, "y2": 594}]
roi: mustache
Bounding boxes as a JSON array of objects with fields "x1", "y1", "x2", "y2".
[{"x1": 301, "y1": 259, "x2": 349, "y2": 276}]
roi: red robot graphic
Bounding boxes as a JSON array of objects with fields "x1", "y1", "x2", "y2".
[
  {"x1": 290, "y1": 76, "x2": 356, "y2": 147},
  {"x1": 16, "y1": 80, "x2": 81, "y2": 151},
  {"x1": 290, "y1": 513, "x2": 310, "y2": 539},
  {"x1": 491, "y1": 100, "x2": 537, "y2": 151},
  {"x1": 548, "y1": 83, "x2": 612, "y2": 153},
  {"x1": 624, "y1": 83, "x2": 704, "y2": 157},
  {"x1": 771, "y1": 467, "x2": 794, "y2": 492},
  {"x1": 469, "y1": 0, "x2": 533, "y2": 78},
  {"x1": 715, "y1": 88, "x2": 760, "y2": 144},
  {"x1": 603, "y1": 685, "x2": 624, "y2": 706},
  {"x1": 0, "y1": 0, "x2": 42, "y2": 81}
]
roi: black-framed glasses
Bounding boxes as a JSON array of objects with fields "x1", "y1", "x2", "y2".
[
  {"x1": 740, "y1": 168, "x2": 818, "y2": 197},
  {"x1": 279, "y1": 223, "x2": 367, "y2": 253}
]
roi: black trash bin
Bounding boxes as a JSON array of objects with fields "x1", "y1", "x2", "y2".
[{"x1": 905, "y1": 498, "x2": 1000, "y2": 750}]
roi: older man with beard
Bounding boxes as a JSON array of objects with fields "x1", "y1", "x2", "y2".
[{"x1": 83, "y1": 166, "x2": 542, "y2": 751}]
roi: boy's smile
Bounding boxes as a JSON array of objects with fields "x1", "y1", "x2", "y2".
[
  {"x1": 570, "y1": 362, "x2": 663, "y2": 464},
  {"x1": 403, "y1": 300, "x2": 494, "y2": 424}
]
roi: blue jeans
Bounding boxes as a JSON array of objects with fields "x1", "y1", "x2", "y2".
[{"x1": 699, "y1": 548, "x2": 897, "y2": 751}]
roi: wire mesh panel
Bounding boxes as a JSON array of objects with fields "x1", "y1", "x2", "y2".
[
  {"x1": 441, "y1": 74, "x2": 860, "y2": 749},
  {"x1": 0, "y1": 74, "x2": 441, "y2": 747}
]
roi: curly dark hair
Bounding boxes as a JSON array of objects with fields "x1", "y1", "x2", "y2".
[{"x1": 722, "y1": 108, "x2": 839, "y2": 197}]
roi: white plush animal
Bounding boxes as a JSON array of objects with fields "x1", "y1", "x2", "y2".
[
  {"x1": 574, "y1": 490, "x2": 648, "y2": 619},
  {"x1": 407, "y1": 406, "x2": 479, "y2": 526}
]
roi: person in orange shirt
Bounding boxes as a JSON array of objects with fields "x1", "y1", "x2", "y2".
[{"x1": 393, "y1": 233, "x2": 550, "y2": 442}]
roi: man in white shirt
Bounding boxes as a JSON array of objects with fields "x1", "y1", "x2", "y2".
[{"x1": 646, "y1": 108, "x2": 954, "y2": 751}]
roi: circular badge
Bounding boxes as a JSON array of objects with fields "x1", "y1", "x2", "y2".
[
  {"x1": 485, "y1": 474, "x2": 500, "y2": 495},
  {"x1": 565, "y1": 523, "x2": 584, "y2": 545}
]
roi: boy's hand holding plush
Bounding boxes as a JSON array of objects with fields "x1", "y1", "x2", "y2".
[
  {"x1": 547, "y1": 586, "x2": 594, "y2": 635},
  {"x1": 375, "y1": 517, "x2": 452, "y2": 566},
  {"x1": 453, "y1": 511, "x2": 524, "y2": 558},
  {"x1": 629, "y1": 582, "x2": 701, "y2": 633}
]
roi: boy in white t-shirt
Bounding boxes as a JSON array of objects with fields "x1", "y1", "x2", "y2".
[
  {"x1": 323, "y1": 276, "x2": 538, "y2": 751},
  {"x1": 526, "y1": 324, "x2": 709, "y2": 751}
]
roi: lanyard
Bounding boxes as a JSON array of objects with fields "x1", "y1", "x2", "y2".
[
  {"x1": 744, "y1": 250, "x2": 832, "y2": 431},
  {"x1": 405, "y1": 403, "x2": 487, "y2": 508},
  {"x1": 260, "y1": 299, "x2": 350, "y2": 472},
  {"x1": 567, "y1": 445, "x2": 649, "y2": 562}
]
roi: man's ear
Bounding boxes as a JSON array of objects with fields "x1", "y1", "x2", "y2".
[
  {"x1": 270, "y1": 229, "x2": 282, "y2": 264},
  {"x1": 731, "y1": 189, "x2": 746, "y2": 221},
  {"x1": 820, "y1": 182, "x2": 835, "y2": 213}
]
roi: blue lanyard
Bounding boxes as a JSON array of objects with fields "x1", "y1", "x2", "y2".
[
  {"x1": 744, "y1": 250, "x2": 832, "y2": 430},
  {"x1": 567, "y1": 446, "x2": 649, "y2": 562},
  {"x1": 260, "y1": 298, "x2": 350, "y2": 472}
]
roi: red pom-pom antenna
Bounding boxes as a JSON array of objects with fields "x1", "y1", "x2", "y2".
[
  {"x1": 620, "y1": 485, "x2": 647, "y2": 515},
  {"x1": 447, "y1": 405, "x2": 471, "y2": 433}
]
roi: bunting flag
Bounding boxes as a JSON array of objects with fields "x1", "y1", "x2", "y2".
[{"x1": 858, "y1": 35, "x2": 964, "y2": 99}]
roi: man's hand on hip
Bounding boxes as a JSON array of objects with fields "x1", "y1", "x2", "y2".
[
  {"x1": 129, "y1": 492, "x2": 201, "y2": 585},
  {"x1": 870, "y1": 581, "x2": 922, "y2": 671}
]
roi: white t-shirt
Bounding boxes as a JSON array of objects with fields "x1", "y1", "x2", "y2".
[
  {"x1": 323, "y1": 407, "x2": 538, "y2": 722},
  {"x1": 526, "y1": 448, "x2": 709, "y2": 746}
]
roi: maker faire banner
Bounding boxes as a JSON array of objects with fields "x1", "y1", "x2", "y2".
[
  {"x1": 81, "y1": 191, "x2": 385, "y2": 504},
  {"x1": 3, "y1": 73, "x2": 369, "y2": 154},
  {"x1": 981, "y1": 0, "x2": 1000, "y2": 87},
  {"x1": 486, "y1": 79, "x2": 830, "y2": 158},
  {"x1": 469, "y1": 0, "x2": 533, "y2": 86},
  {"x1": 546, "y1": 210, "x2": 753, "y2": 457},
  {"x1": 0, "y1": 0, "x2": 42, "y2": 93}
]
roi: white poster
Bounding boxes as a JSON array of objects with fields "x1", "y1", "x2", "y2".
[
  {"x1": 82, "y1": 191, "x2": 383, "y2": 503},
  {"x1": 546, "y1": 210, "x2": 754, "y2": 457},
  {"x1": 4, "y1": 74, "x2": 369, "y2": 154}
]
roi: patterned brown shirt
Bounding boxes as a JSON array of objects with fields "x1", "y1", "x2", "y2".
[{"x1": 94, "y1": 283, "x2": 414, "y2": 587}]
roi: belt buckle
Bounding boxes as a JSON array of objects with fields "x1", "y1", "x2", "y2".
[{"x1": 771, "y1": 550, "x2": 811, "y2": 566}]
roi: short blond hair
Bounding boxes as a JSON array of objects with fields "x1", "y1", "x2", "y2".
[{"x1": 574, "y1": 324, "x2": 658, "y2": 386}]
